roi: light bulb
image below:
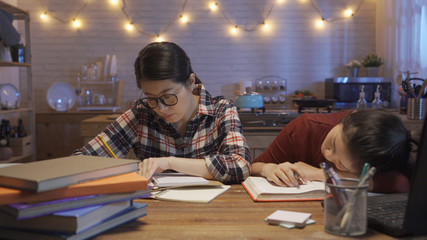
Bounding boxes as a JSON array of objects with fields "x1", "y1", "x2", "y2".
[
  {"x1": 231, "y1": 25, "x2": 238, "y2": 35},
  {"x1": 40, "y1": 12, "x2": 48, "y2": 20},
  {"x1": 345, "y1": 9, "x2": 353, "y2": 17},
  {"x1": 276, "y1": 0, "x2": 285, "y2": 4},
  {"x1": 180, "y1": 15, "x2": 188, "y2": 23},
  {"x1": 110, "y1": 0, "x2": 119, "y2": 5},
  {"x1": 263, "y1": 22, "x2": 269, "y2": 30},
  {"x1": 156, "y1": 35, "x2": 164, "y2": 42},
  {"x1": 316, "y1": 19, "x2": 325, "y2": 28},
  {"x1": 209, "y1": 2, "x2": 218, "y2": 11},
  {"x1": 125, "y1": 22, "x2": 134, "y2": 31},
  {"x1": 72, "y1": 18, "x2": 81, "y2": 28}
]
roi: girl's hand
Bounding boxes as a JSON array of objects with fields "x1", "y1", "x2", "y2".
[
  {"x1": 262, "y1": 162, "x2": 307, "y2": 187},
  {"x1": 138, "y1": 157, "x2": 171, "y2": 180}
]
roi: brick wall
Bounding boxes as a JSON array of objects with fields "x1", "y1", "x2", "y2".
[{"x1": 13, "y1": 0, "x2": 377, "y2": 111}]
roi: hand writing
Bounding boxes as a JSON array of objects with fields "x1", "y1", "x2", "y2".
[{"x1": 263, "y1": 162, "x2": 307, "y2": 187}]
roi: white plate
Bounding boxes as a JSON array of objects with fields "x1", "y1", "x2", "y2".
[
  {"x1": 0, "y1": 83, "x2": 20, "y2": 109},
  {"x1": 46, "y1": 82, "x2": 76, "y2": 112}
]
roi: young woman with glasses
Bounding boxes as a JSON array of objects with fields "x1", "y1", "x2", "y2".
[{"x1": 74, "y1": 42, "x2": 251, "y2": 183}]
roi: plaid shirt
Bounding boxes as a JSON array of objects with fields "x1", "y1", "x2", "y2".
[{"x1": 74, "y1": 84, "x2": 251, "y2": 183}]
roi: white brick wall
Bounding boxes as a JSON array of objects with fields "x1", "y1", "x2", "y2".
[{"x1": 11, "y1": 0, "x2": 377, "y2": 111}]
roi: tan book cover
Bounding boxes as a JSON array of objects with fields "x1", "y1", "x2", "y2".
[
  {"x1": 0, "y1": 155, "x2": 139, "y2": 192},
  {"x1": 0, "y1": 172, "x2": 148, "y2": 205}
]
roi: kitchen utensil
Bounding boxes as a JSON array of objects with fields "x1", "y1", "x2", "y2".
[
  {"x1": 235, "y1": 87, "x2": 263, "y2": 109},
  {"x1": 417, "y1": 80, "x2": 427, "y2": 100}
]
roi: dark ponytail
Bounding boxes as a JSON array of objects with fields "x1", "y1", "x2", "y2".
[{"x1": 134, "y1": 42, "x2": 201, "y2": 89}]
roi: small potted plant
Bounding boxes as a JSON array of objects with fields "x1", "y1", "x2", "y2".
[
  {"x1": 362, "y1": 53, "x2": 383, "y2": 77},
  {"x1": 346, "y1": 60, "x2": 362, "y2": 77}
]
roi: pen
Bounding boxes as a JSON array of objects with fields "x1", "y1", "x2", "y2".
[
  {"x1": 359, "y1": 163, "x2": 370, "y2": 183},
  {"x1": 293, "y1": 172, "x2": 303, "y2": 188},
  {"x1": 97, "y1": 135, "x2": 117, "y2": 158},
  {"x1": 340, "y1": 167, "x2": 377, "y2": 232},
  {"x1": 320, "y1": 162, "x2": 344, "y2": 206}
]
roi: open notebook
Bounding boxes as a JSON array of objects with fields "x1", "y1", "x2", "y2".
[
  {"x1": 367, "y1": 113, "x2": 427, "y2": 237},
  {"x1": 242, "y1": 176, "x2": 325, "y2": 202}
]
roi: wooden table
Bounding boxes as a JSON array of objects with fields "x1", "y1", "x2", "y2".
[{"x1": 94, "y1": 185, "x2": 396, "y2": 240}]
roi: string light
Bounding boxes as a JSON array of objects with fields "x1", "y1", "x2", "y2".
[
  {"x1": 125, "y1": 22, "x2": 134, "y2": 31},
  {"x1": 263, "y1": 22, "x2": 270, "y2": 30},
  {"x1": 316, "y1": 18, "x2": 325, "y2": 28},
  {"x1": 110, "y1": 0, "x2": 119, "y2": 5},
  {"x1": 180, "y1": 15, "x2": 188, "y2": 23},
  {"x1": 156, "y1": 35, "x2": 164, "y2": 42},
  {"x1": 72, "y1": 18, "x2": 81, "y2": 28},
  {"x1": 40, "y1": 12, "x2": 48, "y2": 20},
  {"x1": 37, "y1": 0, "x2": 366, "y2": 36},
  {"x1": 231, "y1": 25, "x2": 238, "y2": 35},
  {"x1": 209, "y1": 2, "x2": 218, "y2": 11},
  {"x1": 344, "y1": 9, "x2": 354, "y2": 17}
]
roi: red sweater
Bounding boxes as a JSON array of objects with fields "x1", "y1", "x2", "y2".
[{"x1": 253, "y1": 112, "x2": 410, "y2": 193}]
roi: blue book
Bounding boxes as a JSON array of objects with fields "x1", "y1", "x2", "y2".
[
  {"x1": 0, "y1": 189, "x2": 151, "y2": 219},
  {"x1": 0, "y1": 201, "x2": 132, "y2": 233},
  {"x1": 0, "y1": 202, "x2": 148, "y2": 240}
]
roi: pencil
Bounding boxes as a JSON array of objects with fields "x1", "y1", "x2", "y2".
[{"x1": 97, "y1": 135, "x2": 117, "y2": 158}]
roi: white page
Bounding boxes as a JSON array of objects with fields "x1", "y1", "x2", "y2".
[{"x1": 152, "y1": 185, "x2": 231, "y2": 203}]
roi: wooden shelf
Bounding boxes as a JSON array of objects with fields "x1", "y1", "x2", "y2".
[
  {"x1": 0, "y1": 60, "x2": 31, "y2": 67},
  {"x1": 0, "y1": 1, "x2": 28, "y2": 15},
  {"x1": 0, "y1": 108, "x2": 33, "y2": 114},
  {"x1": 0, "y1": 1, "x2": 35, "y2": 162}
]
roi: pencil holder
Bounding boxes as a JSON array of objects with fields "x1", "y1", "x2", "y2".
[{"x1": 324, "y1": 178, "x2": 368, "y2": 236}]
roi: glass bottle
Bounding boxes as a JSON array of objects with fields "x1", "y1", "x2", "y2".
[
  {"x1": 357, "y1": 85, "x2": 367, "y2": 109},
  {"x1": 372, "y1": 85, "x2": 383, "y2": 109},
  {"x1": 17, "y1": 118, "x2": 27, "y2": 137},
  {"x1": 0, "y1": 119, "x2": 11, "y2": 146}
]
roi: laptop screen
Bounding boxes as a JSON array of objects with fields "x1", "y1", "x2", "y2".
[{"x1": 404, "y1": 113, "x2": 427, "y2": 235}]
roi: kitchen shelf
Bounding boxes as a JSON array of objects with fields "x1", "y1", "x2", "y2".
[
  {"x1": 0, "y1": 1, "x2": 35, "y2": 162},
  {"x1": 0, "y1": 108, "x2": 33, "y2": 114},
  {"x1": 0, "y1": 60, "x2": 31, "y2": 67}
]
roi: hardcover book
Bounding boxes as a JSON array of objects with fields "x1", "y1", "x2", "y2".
[
  {"x1": 0, "y1": 201, "x2": 131, "y2": 233},
  {"x1": 0, "y1": 155, "x2": 139, "y2": 192},
  {"x1": 0, "y1": 202, "x2": 148, "y2": 240},
  {"x1": 152, "y1": 173, "x2": 209, "y2": 188},
  {"x1": 0, "y1": 189, "x2": 151, "y2": 220},
  {"x1": 0, "y1": 172, "x2": 148, "y2": 205},
  {"x1": 242, "y1": 176, "x2": 325, "y2": 202}
]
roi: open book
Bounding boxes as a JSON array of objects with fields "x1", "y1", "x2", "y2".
[
  {"x1": 151, "y1": 173, "x2": 210, "y2": 188},
  {"x1": 242, "y1": 176, "x2": 325, "y2": 202}
]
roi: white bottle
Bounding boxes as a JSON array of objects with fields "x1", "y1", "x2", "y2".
[
  {"x1": 357, "y1": 85, "x2": 368, "y2": 109},
  {"x1": 372, "y1": 85, "x2": 383, "y2": 109}
]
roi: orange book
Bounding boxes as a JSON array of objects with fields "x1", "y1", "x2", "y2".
[{"x1": 0, "y1": 172, "x2": 148, "y2": 205}]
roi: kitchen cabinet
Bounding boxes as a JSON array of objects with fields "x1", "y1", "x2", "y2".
[
  {"x1": 244, "y1": 132, "x2": 277, "y2": 160},
  {"x1": 36, "y1": 112, "x2": 116, "y2": 160},
  {"x1": 0, "y1": 1, "x2": 34, "y2": 163}
]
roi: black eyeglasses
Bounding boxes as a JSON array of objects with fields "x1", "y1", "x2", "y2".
[{"x1": 139, "y1": 85, "x2": 183, "y2": 109}]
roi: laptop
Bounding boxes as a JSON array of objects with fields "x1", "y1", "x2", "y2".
[{"x1": 367, "y1": 113, "x2": 427, "y2": 237}]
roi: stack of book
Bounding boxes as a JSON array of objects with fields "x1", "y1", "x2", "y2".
[{"x1": 0, "y1": 155, "x2": 150, "y2": 240}]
